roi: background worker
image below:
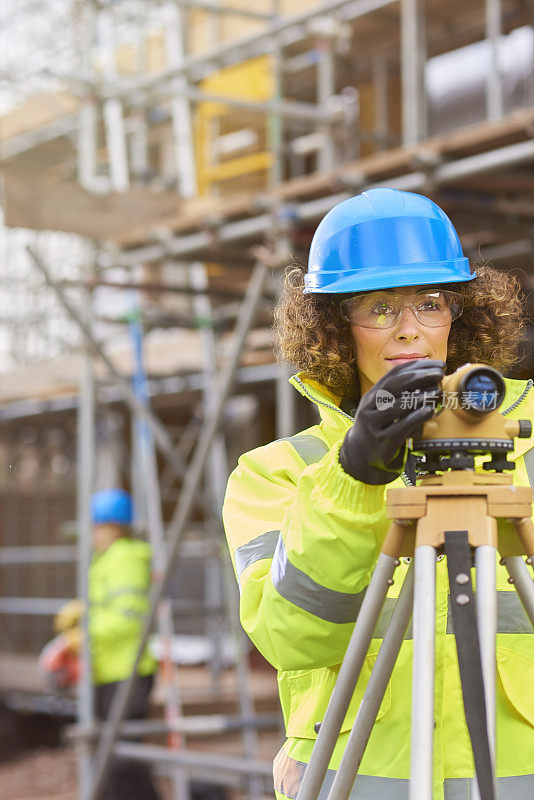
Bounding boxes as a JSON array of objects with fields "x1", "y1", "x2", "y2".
[
  {"x1": 56, "y1": 487, "x2": 161, "y2": 800},
  {"x1": 223, "y1": 189, "x2": 534, "y2": 799}
]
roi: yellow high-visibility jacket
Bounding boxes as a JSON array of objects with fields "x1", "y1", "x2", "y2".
[
  {"x1": 89, "y1": 537, "x2": 157, "y2": 685},
  {"x1": 223, "y1": 372, "x2": 534, "y2": 800}
]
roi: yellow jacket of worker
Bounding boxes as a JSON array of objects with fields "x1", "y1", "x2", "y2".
[
  {"x1": 223, "y1": 372, "x2": 534, "y2": 800},
  {"x1": 89, "y1": 537, "x2": 157, "y2": 685}
]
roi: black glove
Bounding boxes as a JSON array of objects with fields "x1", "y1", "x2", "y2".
[{"x1": 339, "y1": 359, "x2": 445, "y2": 485}]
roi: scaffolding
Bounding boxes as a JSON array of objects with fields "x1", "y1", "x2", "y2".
[{"x1": 0, "y1": 0, "x2": 534, "y2": 798}]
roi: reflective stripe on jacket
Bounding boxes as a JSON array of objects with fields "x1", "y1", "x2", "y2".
[
  {"x1": 222, "y1": 372, "x2": 534, "y2": 800},
  {"x1": 89, "y1": 537, "x2": 157, "y2": 685}
]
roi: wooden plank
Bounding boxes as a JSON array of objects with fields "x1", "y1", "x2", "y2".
[
  {"x1": 114, "y1": 192, "x2": 259, "y2": 247},
  {"x1": 0, "y1": 93, "x2": 79, "y2": 144},
  {"x1": 2, "y1": 172, "x2": 182, "y2": 240},
  {"x1": 275, "y1": 169, "x2": 342, "y2": 201},
  {"x1": 0, "y1": 332, "x2": 201, "y2": 404},
  {"x1": 0, "y1": 327, "x2": 273, "y2": 405},
  {"x1": 436, "y1": 107, "x2": 534, "y2": 156},
  {"x1": 455, "y1": 170, "x2": 534, "y2": 194}
]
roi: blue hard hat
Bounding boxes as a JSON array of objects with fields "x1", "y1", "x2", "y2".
[
  {"x1": 304, "y1": 188, "x2": 475, "y2": 293},
  {"x1": 90, "y1": 489, "x2": 133, "y2": 526}
]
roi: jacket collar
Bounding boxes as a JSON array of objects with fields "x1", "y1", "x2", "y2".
[
  {"x1": 290, "y1": 371, "x2": 534, "y2": 458},
  {"x1": 289, "y1": 372, "x2": 353, "y2": 432}
]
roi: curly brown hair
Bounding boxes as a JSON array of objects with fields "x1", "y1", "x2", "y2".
[{"x1": 273, "y1": 263, "x2": 526, "y2": 399}]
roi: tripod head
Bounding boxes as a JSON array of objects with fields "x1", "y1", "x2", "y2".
[{"x1": 412, "y1": 364, "x2": 532, "y2": 474}]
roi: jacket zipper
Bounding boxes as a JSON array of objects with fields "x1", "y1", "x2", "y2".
[
  {"x1": 294, "y1": 376, "x2": 534, "y2": 489},
  {"x1": 293, "y1": 375, "x2": 355, "y2": 422},
  {"x1": 502, "y1": 379, "x2": 533, "y2": 415}
]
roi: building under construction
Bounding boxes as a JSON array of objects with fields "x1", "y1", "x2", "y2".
[{"x1": 0, "y1": 0, "x2": 533, "y2": 798}]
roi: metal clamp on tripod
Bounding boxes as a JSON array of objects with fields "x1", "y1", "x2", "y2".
[{"x1": 296, "y1": 364, "x2": 534, "y2": 800}]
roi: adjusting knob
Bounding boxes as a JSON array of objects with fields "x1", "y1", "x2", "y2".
[{"x1": 518, "y1": 420, "x2": 532, "y2": 439}]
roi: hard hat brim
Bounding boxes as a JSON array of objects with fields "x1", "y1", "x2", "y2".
[{"x1": 304, "y1": 258, "x2": 475, "y2": 294}]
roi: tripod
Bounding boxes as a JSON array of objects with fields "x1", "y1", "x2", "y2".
[{"x1": 296, "y1": 366, "x2": 534, "y2": 800}]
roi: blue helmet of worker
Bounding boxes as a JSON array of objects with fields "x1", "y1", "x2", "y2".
[
  {"x1": 90, "y1": 489, "x2": 133, "y2": 526},
  {"x1": 304, "y1": 188, "x2": 475, "y2": 293}
]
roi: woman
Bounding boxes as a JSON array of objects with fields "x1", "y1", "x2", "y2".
[{"x1": 222, "y1": 189, "x2": 534, "y2": 800}]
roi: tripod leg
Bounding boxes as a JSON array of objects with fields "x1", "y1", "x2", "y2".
[
  {"x1": 325, "y1": 564, "x2": 414, "y2": 800},
  {"x1": 409, "y1": 545, "x2": 437, "y2": 800},
  {"x1": 445, "y1": 531, "x2": 495, "y2": 800},
  {"x1": 472, "y1": 545, "x2": 497, "y2": 800},
  {"x1": 296, "y1": 552, "x2": 400, "y2": 800},
  {"x1": 502, "y1": 556, "x2": 534, "y2": 627}
]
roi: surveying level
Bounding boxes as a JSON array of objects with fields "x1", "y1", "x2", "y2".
[
  {"x1": 296, "y1": 364, "x2": 534, "y2": 800},
  {"x1": 413, "y1": 364, "x2": 531, "y2": 473}
]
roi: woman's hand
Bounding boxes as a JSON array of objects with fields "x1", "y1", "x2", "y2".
[{"x1": 339, "y1": 359, "x2": 445, "y2": 484}]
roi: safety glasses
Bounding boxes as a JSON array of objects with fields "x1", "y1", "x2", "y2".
[{"x1": 339, "y1": 289, "x2": 464, "y2": 329}]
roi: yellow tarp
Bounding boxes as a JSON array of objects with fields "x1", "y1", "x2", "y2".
[{"x1": 195, "y1": 55, "x2": 274, "y2": 194}]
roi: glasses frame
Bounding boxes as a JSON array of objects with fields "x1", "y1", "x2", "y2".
[{"x1": 339, "y1": 289, "x2": 464, "y2": 329}]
